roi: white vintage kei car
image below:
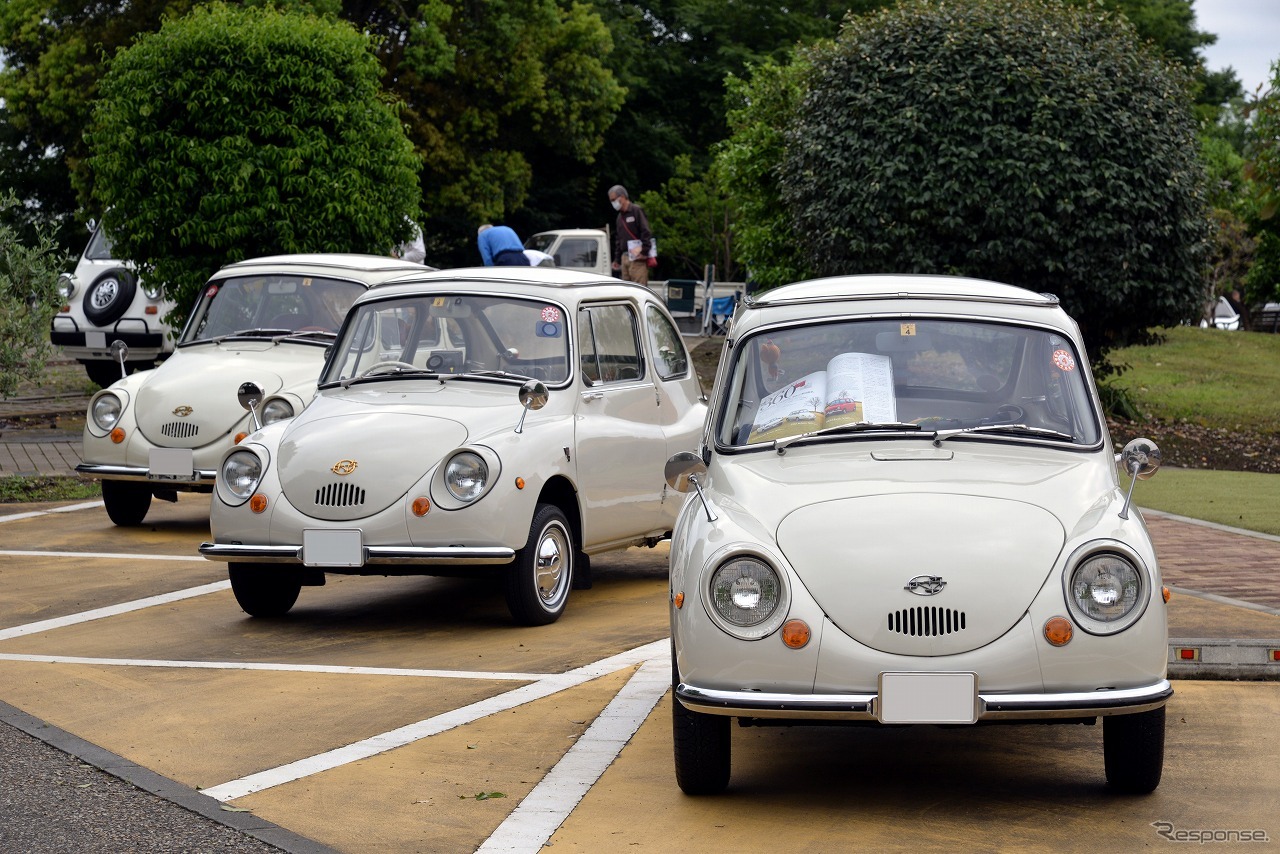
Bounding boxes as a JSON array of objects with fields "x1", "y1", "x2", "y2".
[
  {"x1": 199, "y1": 267, "x2": 707, "y2": 625},
  {"x1": 664, "y1": 274, "x2": 1170, "y2": 796},
  {"x1": 77, "y1": 255, "x2": 431, "y2": 525}
]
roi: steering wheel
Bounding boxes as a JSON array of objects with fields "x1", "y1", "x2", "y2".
[
  {"x1": 357, "y1": 360, "x2": 420, "y2": 378},
  {"x1": 990, "y1": 404, "x2": 1025, "y2": 425}
]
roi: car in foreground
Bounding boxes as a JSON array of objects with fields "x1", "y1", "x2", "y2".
[
  {"x1": 50, "y1": 221, "x2": 176, "y2": 386},
  {"x1": 199, "y1": 266, "x2": 707, "y2": 625},
  {"x1": 77, "y1": 254, "x2": 431, "y2": 525},
  {"x1": 664, "y1": 274, "x2": 1170, "y2": 795}
]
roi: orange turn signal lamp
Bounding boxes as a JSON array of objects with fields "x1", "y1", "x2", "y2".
[
  {"x1": 411, "y1": 497, "x2": 431, "y2": 517},
  {"x1": 781, "y1": 619, "x2": 811, "y2": 649},
  {"x1": 672, "y1": 591, "x2": 684, "y2": 609},
  {"x1": 249, "y1": 494, "x2": 268, "y2": 513},
  {"x1": 1043, "y1": 616, "x2": 1073, "y2": 647},
  {"x1": 515, "y1": 477, "x2": 525, "y2": 490},
  {"x1": 233, "y1": 432, "x2": 249, "y2": 444},
  {"x1": 1162, "y1": 586, "x2": 1171, "y2": 603},
  {"x1": 110, "y1": 427, "x2": 125, "y2": 444}
]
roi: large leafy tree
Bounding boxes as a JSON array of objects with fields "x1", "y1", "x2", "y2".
[
  {"x1": 1245, "y1": 63, "x2": 1280, "y2": 304},
  {"x1": 0, "y1": 192, "x2": 64, "y2": 397},
  {"x1": 777, "y1": 0, "x2": 1211, "y2": 365},
  {"x1": 85, "y1": 3, "x2": 421, "y2": 328}
]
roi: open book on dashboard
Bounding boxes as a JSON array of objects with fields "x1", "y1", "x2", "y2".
[{"x1": 747, "y1": 352, "x2": 897, "y2": 443}]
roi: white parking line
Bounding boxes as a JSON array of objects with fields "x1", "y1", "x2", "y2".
[
  {"x1": 0, "y1": 500, "x2": 104, "y2": 523},
  {"x1": 200, "y1": 639, "x2": 668, "y2": 802},
  {"x1": 477, "y1": 656, "x2": 669, "y2": 853},
  {"x1": 0, "y1": 652, "x2": 553, "y2": 681},
  {"x1": 0, "y1": 582, "x2": 230, "y2": 641},
  {"x1": 0, "y1": 549, "x2": 206, "y2": 562}
]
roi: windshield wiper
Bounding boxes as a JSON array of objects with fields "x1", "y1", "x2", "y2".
[
  {"x1": 340, "y1": 364, "x2": 439, "y2": 388},
  {"x1": 274, "y1": 330, "x2": 336, "y2": 342},
  {"x1": 773, "y1": 421, "x2": 923, "y2": 453},
  {"x1": 212, "y1": 327, "x2": 292, "y2": 344},
  {"x1": 458, "y1": 369, "x2": 528, "y2": 381},
  {"x1": 932, "y1": 424, "x2": 1075, "y2": 446}
]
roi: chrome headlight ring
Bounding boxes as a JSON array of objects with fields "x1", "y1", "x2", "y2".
[
  {"x1": 57, "y1": 273, "x2": 76, "y2": 300},
  {"x1": 1062, "y1": 540, "x2": 1151, "y2": 635},
  {"x1": 89, "y1": 390, "x2": 127, "y2": 433},
  {"x1": 429, "y1": 445, "x2": 502, "y2": 511},
  {"x1": 142, "y1": 281, "x2": 163, "y2": 300},
  {"x1": 260, "y1": 397, "x2": 296, "y2": 425},
  {"x1": 218, "y1": 447, "x2": 268, "y2": 506},
  {"x1": 700, "y1": 546, "x2": 792, "y2": 641}
]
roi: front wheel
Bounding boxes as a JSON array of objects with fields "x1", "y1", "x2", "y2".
[
  {"x1": 228, "y1": 565, "x2": 302, "y2": 618},
  {"x1": 101, "y1": 480, "x2": 152, "y2": 526},
  {"x1": 672, "y1": 688, "x2": 731, "y2": 795},
  {"x1": 504, "y1": 503, "x2": 574, "y2": 625},
  {"x1": 1103, "y1": 706, "x2": 1166, "y2": 793}
]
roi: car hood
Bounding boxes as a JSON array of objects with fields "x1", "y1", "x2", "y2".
[
  {"x1": 274, "y1": 383, "x2": 530, "y2": 521},
  {"x1": 714, "y1": 445, "x2": 1114, "y2": 656},
  {"x1": 135, "y1": 344, "x2": 302, "y2": 448}
]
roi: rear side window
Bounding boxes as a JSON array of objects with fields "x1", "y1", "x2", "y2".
[
  {"x1": 578, "y1": 304, "x2": 643, "y2": 385},
  {"x1": 646, "y1": 305, "x2": 688, "y2": 380}
]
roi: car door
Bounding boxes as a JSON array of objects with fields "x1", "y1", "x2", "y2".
[{"x1": 574, "y1": 301, "x2": 670, "y2": 546}]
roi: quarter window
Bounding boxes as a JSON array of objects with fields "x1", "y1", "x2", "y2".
[{"x1": 646, "y1": 305, "x2": 688, "y2": 380}]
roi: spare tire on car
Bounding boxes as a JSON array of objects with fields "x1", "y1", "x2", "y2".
[{"x1": 82, "y1": 267, "x2": 137, "y2": 326}]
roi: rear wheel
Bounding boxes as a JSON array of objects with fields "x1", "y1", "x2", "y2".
[
  {"x1": 101, "y1": 480, "x2": 152, "y2": 526},
  {"x1": 228, "y1": 565, "x2": 302, "y2": 618},
  {"x1": 504, "y1": 503, "x2": 573, "y2": 625},
  {"x1": 672, "y1": 666, "x2": 731, "y2": 795},
  {"x1": 1103, "y1": 706, "x2": 1166, "y2": 793}
]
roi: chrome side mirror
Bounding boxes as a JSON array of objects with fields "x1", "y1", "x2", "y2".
[
  {"x1": 237, "y1": 381, "x2": 264, "y2": 432},
  {"x1": 515, "y1": 380, "x2": 548, "y2": 434},
  {"x1": 665, "y1": 451, "x2": 716, "y2": 522},
  {"x1": 110, "y1": 340, "x2": 129, "y2": 381},
  {"x1": 1116, "y1": 437, "x2": 1161, "y2": 520}
]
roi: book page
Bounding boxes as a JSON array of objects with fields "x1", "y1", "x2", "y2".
[
  {"x1": 747, "y1": 370, "x2": 827, "y2": 443},
  {"x1": 823, "y1": 352, "x2": 897, "y2": 428}
]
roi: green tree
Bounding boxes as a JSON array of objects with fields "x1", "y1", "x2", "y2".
[
  {"x1": 779, "y1": 0, "x2": 1211, "y2": 365},
  {"x1": 0, "y1": 192, "x2": 65, "y2": 398},
  {"x1": 1245, "y1": 63, "x2": 1280, "y2": 304},
  {"x1": 636, "y1": 155, "x2": 737, "y2": 281},
  {"x1": 84, "y1": 3, "x2": 421, "y2": 329}
]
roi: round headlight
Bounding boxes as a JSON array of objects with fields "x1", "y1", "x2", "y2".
[
  {"x1": 261, "y1": 398, "x2": 295, "y2": 425},
  {"x1": 57, "y1": 273, "x2": 76, "y2": 300},
  {"x1": 91, "y1": 393, "x2": 124, "y2": 430},
  {"x1": 707, "y1": 556, "x2": 787, "y2": 639},
  {"x1": 221, "y1": 450, "x2": 264, "y2": 503},
  {"x1": 1068, "y1": 553, "x2": 1144, "y2": 632},
  {"x1": 444, "y1": 452, "x2": 488, "y2": 502},
  {"x1": 142, "y1": 281, "x2": 163, "y2": 300}
]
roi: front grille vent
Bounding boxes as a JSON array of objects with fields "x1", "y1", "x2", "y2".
[
  {"x1": 315, "y1": 482, "x2": 366, "y2": 508},
  {"x1": 160, "y1": 422, "x2": 199, "y2": 439},
  {"x1": 888, "y1": 606, "x2": 966, "y2": 637}
]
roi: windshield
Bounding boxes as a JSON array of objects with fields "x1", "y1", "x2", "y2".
[
  {"x1": 321, "y1": 293, "x2": 571, "y2": 385},
  {"x1": 180, "y1": 275, "x2": 365, "y2": 344},
  {"x1": 716, "y1": 317, "x2": 1101, "y2": 448},
  {"x1": 85, "y1": 225, "x2": 115, "y2": 261}
]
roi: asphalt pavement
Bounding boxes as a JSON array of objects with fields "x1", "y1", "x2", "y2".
[{"x1": 1, "y1": 388, "x2": 1278, "y2": 851}]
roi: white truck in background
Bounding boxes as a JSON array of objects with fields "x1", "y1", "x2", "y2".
[{"x1": 525, "y1": 228, "x2": 614, "y2": 278}]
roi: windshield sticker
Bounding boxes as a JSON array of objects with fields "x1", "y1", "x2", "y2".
[
  {"x1": 1052, "y1": 349, "x2": 1076, "y2": 372},
  {"x1": 541, "y1": 306, "x2": 561, "y2": 323}
]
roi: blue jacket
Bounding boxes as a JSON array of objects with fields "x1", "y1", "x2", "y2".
[{"x1": 478, "y1": 226, "x2": 525, "y2": 266}]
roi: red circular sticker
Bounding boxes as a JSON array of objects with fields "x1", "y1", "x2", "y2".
[
  {"x1": 541, "y1": 306, "x2": 561, "y2": 322},
  {"x1": 1052, "y1": 349, "x2": 1076, "y2": 372}
]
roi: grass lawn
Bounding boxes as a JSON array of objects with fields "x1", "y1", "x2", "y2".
[{"x1": 1134, "y1": 468, "x2": 1280, "y2": 537}]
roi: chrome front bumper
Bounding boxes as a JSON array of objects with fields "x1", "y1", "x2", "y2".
[
  {"x1": 76, "y1": 463, "x2": 216, "y2": 485},
  {"x1": 199, "y1": 542, "x2": 516, "y2": 566},
  {"x1": 675, "y1": 679, "x2": 1173, "y2": 722}
]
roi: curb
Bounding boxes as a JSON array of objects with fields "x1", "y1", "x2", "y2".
[{"x1": 1168, "y1": 638, "x2": 1280, "y2": 681}]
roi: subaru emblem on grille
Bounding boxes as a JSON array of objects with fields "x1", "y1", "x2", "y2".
[
  {"x1": 331, "y1": 459, "x2": 358, "y2": 475},
  {"x1": 905, "y1": 575, "x2": 947, "y2": 595},
  {"x1": 172, "y1": 405, "x2": 193, "y2": 417}
]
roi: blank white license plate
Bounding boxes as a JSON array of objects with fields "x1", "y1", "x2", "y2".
[
  {"x1": 302, "y1": 529, "x2": 363, "y2": 567},
  {"x1": 877, "y1": 672, "x2": 978, "y2": 724},
  {"x1": 148, "y1": 448, "x2": 194, "y2": 479},
  {"x1": 86, "y1": 331, "x2": 107, "y2": 349}
]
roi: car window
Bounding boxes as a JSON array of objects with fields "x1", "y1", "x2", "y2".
[
  {"x1": 717, "y1": 318, "x2": 1101, "y2": 447},
  {"x1": 84, "y1": 225, "x2": 116, "y2": 261},
  {"x1": 323, "y1": 294, "x2": 569, "y2": 384},
  {"x1": 552, "y1": 238, "x2": 599, "y2": 270},
  {"x1": 181, "y1": 276, "x2": 366, "y2": 342},
  {"x1": 645, "y1": 305, "x2": 688, "y2": 380},
  {"x1": 578, "y1": 304, "x2": 643, "y2": 386}
]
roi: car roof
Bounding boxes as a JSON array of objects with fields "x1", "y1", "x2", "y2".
[
  {"x1": 747, "y1": 274, "x2": 1059, "y2": 309},
  {"x1": 362, "y1": 265, "x2": 656, "y2": 302},
  {"x1": 211, "y1": 254, "x2": 435, "y2": 284}
]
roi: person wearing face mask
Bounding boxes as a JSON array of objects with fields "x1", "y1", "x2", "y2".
[{"x1": 607, "y1": 185, "x2": 654, "y2": 285}]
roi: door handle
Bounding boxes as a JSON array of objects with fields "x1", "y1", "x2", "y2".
[{"x1": 582, "y1": 392, "x2": 604, "y2": 401}]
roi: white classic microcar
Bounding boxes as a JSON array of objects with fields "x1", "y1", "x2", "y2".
[
  {"x1": 199, "y1": 267, "x2": 707, "y2": 625},
  {"x1": 664, "y1": 275, "x2": 1170, "y2": 796},
  {"x1": 77, "y1": 255, "x2": 431, "y2": 525}
]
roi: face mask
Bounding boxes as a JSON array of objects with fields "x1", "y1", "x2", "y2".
[{"x1": 610, "y1": 199, "x2": 621, "y2": 211}]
